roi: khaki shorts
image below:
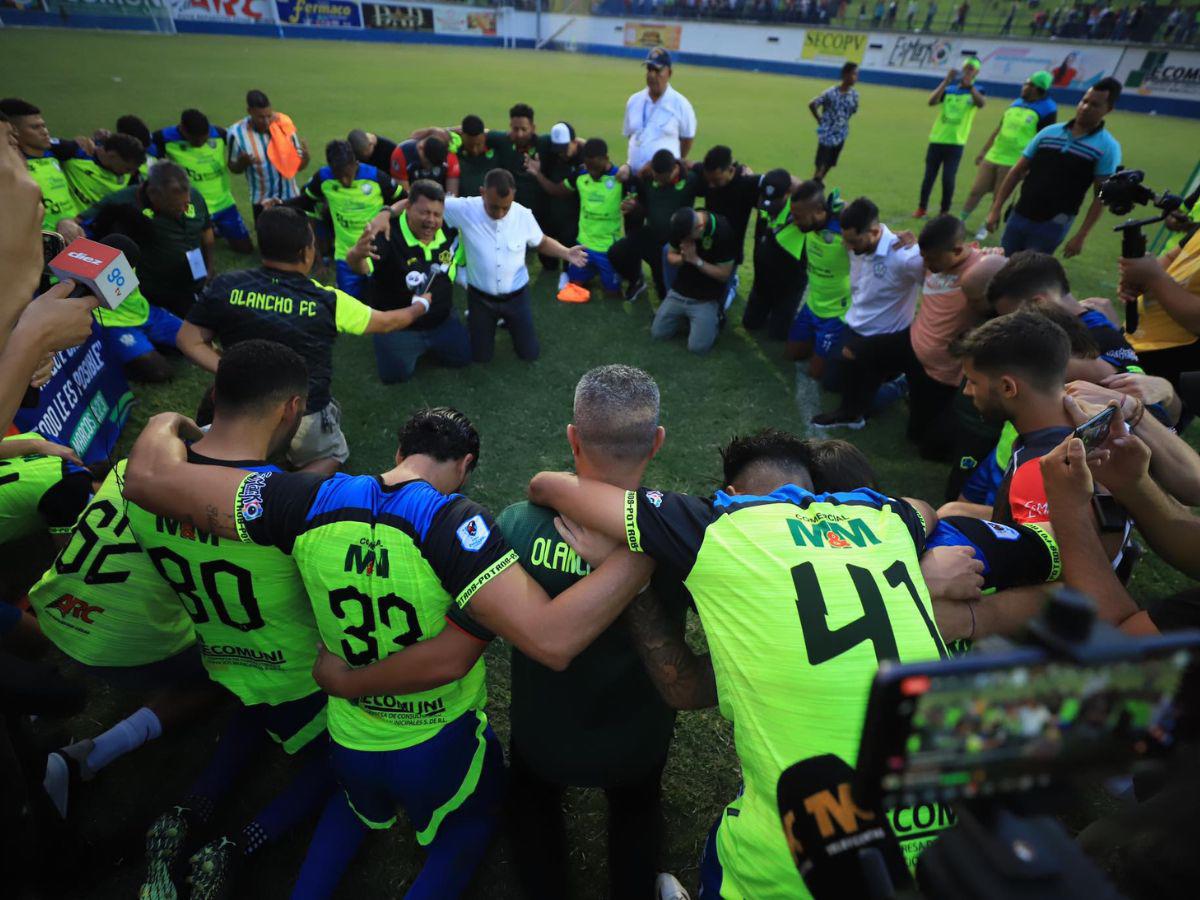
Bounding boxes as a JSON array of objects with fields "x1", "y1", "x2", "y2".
[
  {"x1": 289, "y1": 398, "x2": 350, "y2": 469},
  {"x1": 970, "y1": 160, "x2": 1011, "y2": 198}
]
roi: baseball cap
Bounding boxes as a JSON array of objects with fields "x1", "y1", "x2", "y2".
[
  {"x1": 667, "y1": 207, "x2": 696, "y2": 247},
  {"x1": 758, "y1": 169, "x2": 793, "y2": 215},
  {"x1": 1028, "y1": 70, "x2": 1053, "y2": 91},
  {"x1": 645, "y1": 47, "x2": 672, "y2": 70},
  {"x1": 549, "y1": 122, "x2": 575, "y2": 149},
  {"x1": 963, "y1": 56, "x2": 982, "y2": 71}
]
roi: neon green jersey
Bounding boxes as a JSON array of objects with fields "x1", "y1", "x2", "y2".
[
  {"x1": 125, "y1": 455, "x2": 320, "y2": 706},
  {"x1": 28, "y1": 153, "x2": 81, "y2": 228},
  {"x1": 930, "y1": 84, "x2": 982, "y2": 146},
  {"x1": 0, "y1": 433, "x2": 90, "y2": 543},
  {"x1": 985, "y1": 104, "x2": 1039, "y2": 167},
  {"x1": 564, "y1": 166, "x2": 629, "y2": 252},
  {"x1": 300, "y1": 163, "x2": 401, "y2": 261},
  {"x1": 152, "y1": 125, "x2": 235, "y2": 213},
  {"x1": 233, "y1": 471, "x2": 517, "y2": 752},
  {"x1": 63, "y1": 155, "x2": 133, "y2": 209},
  {"x1": 803, "y1": 221, "x2": 852, "y2": 319},
  {"x1": 93, "y1": 284, "x2": 151, "y2": 329},
  {"x1": 29, "y1": 461, "x2": 195, "y2": 667},
  {"x1": 624, "y1": 484, "x2": 944, "y2": 899}
]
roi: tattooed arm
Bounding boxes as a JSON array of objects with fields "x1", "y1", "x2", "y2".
[{"x1": 624, "y1": 589, "x2": 717, "y2": 710}]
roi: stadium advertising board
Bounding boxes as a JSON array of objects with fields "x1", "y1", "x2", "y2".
[
  {"x1": 361, "y1": 0, "x2": 430, "y2": 30},
  {"x1": 168, "y1": 0, "x2": 274, "y2": 22},
  {"x1": 865, "y1": 32, "x2": 960, "y2": 72},
  {"x1": 41, "y1": 0, "x2": 171, "y2": 18},
  {"x1": 433, "y1": 7, "x2": 494, "y2": 35},
  {"x1": 1116, "y1": 49, "x2": 1200, "y2": 98},
  {"x1": 275, "y1": 0, "x2": 360, "y2": 27},
  {"x1": 801, "y1": 29, "x2": 866, "y2": 64},
  {"x1": 974, "y1": 44, "x2": 1124, "y2": 89},
  {"x1": 623, "y1": 21, "x2": 682, "y2": 51}
]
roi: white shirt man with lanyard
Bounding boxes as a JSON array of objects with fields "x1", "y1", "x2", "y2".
[{"x1": 623, "y1": 48, "x2": 698, "y2": 173}]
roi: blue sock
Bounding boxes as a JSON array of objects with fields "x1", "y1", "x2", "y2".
[
  {"x1": 252, "y1": 742, "x2": 338, "y2": 843},
  {"x1": 289, "y1": 792, "x2": 368, "y2": 900}
]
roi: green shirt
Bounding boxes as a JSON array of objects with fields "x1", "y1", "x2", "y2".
[
  {"x1": 624, "y1": 484, "x2": 943, "y2": 900},
  {"x1": 803, "y1": 221, "x2": 852, "y2": 319},
  {"x1": 0, "y1": 433, "x2": 90, "y2": 544},
  {"x1": 126, "y1": 455, "x2": 321, "y2": 707},
  {"x1": 636, "y1": 168, "x2": 700, "y2": 243},
  {"x1": 94, "y1": 284, "x2": 151, "y2": 329},
  {"x1": 487, "y1": 130, "x2": 540, "y2": 210},
  {"x1": 29, "y1": 462, "x2": 196, "y2": 668},
  {"x1": 28, "y1": 151, "x2": 81, "y2": 228},
  {"x1": 64, "y1": 155, "x2": 133, "y2": 209},
  {"x1": 456, "y1": 145, "x2": 497, "y2": 200},
  {"x1": 498, "y1": 501, "x2": 681, "y2": 787},
  {"x1": 564, "y1": 166, "x2": 628, "y2": 252},
  {"x1": 930, "y1": 83, "x2": 982, "y2": 146},
  {"x1": 152, "y1": 125, "x2": 236, "y2": 214},
  {"x1": 985, "y1": 103, "x2": 1043, "y2": 167},
  {"x1": 299, "y1": 163, "x2": 400, "y2": 261}
]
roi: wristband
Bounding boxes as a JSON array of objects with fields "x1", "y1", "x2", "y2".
[{"x1": 412, "y1": 296, "x2": 430, "y2": 313}]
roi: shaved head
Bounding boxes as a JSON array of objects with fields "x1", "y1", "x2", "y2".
[{"x1": 962, "y1": 253, "x2": 1009, "y2": 317}]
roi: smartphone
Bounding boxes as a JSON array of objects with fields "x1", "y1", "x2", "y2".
[
  {"x1": 1073, "y1": 405, "x2": 1117, "y2": 451},
  {"x1": 42, "y1": 230, "x2": 66, "y2": 272}
]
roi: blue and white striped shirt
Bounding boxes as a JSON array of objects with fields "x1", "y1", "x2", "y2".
[{"x1": 226, "y1": 115, "x2": 300, "y2": 206}]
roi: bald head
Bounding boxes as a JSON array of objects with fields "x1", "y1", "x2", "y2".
[
  {"x1": 962, "y1": 253, "x2": 1009, "y2": 318},
  {"x1": 572, "y1": 365, "x2": 661, "y2": 463}
]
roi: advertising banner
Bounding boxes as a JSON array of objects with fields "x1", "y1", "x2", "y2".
[
  {"x1": 168, "y1": 0, "x2": 274, "y2": 22},
  {"x1": 864, "y1": 33, "x2": 960, "y2": 72},
  {"x1": 432, "y1": 7, "x2": 494, "y2": 35},
  {"x1": 623, "y1": 21, "x2": 681, "y2": 51},
  {"x1": 974, "y1": 44, "x2": 1124, "y2": 90},
  {"x1": 41, "y1": 0, "x2": 171, "y2": 19},
  {"x1": 14, "y1": 330, "x2": 133, "y2": 465},
  {"x1": 361, "y1": 1, "x2": 430, "y2": 30},
  {"x1": 801, "y1": 29, "x2": 867, "y2": 64},
  {"x1": 1116, "y1": 49, "x2": 1200, "y2": 98},
  {"x1": 275, "y1": 0, "x2": 360, "y2": 27}
]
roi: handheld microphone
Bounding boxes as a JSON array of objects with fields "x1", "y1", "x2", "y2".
[
  {"x1": 48, "y1": 236, "x2": 140, "y2": 310},
  {"x1": 777, "y1": 754, "x2": 912, "y2": 900}
]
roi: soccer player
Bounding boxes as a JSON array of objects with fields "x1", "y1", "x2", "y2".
[
  {"x1": 448, "y1": 114, "x2": 492, "y2": 199},
  {"x1": 347, "y1": 128, "x2": 397, "y2": 171},
  {"x1": 345, "y1": 179, "x2": 471, "y2": 383},
  {"x1": 743, "y1": 168, "x2": 808, "y2": 341},
  {"x1": 785, "y1": 180, "x2": 852, "y2": 381},
  {"x1": 689, "y1": 146, "x2": 760, "y2": 306},
  {"x1": 531, "y1": 122, "x2": 584, "y2": 287},
  {"x1": 498, "y1": 365, "x2": 691, "y2": 900},
  {"x1": 282, "y1": 139, "x2": 403, "y2": 298},
  {"x1": 389, "y1": 134, "x2": 458, "y2": 195},
  {"x1": 227, "y1": 89, "x2": 311, "y2": 220},
  {"x1": 176, "y1": 206, "x2": 426, "y2": 474},
  {"x1": 121, "y1": 406, "x2": 654, "y2": 898},
  {"x1": 652, "y1": 206, "x2": 737, "y2": 355},
  {"x1": 151, "y1": 108, "x2": 253, "y2": 253},
  {"x1": 0, "y1": 432, "x2": 91, "y2": 547},
  {"x1": 0, "y1": 97, "x2": 85, "y2": 241},
  {"x1": 125, "y1": 341, "x2": 362, "y2": 898},
  {"x1": 61, "y1": 132, "x2": 146, "y2": 209},
  {"x1": 609, "y1": 148, "x2": 699, "y2": 303},
  {"x1": 960, "y1": 71, "x2": 1057, "y2": 239},
  {"x1": 528, "y1": 431, "x2": 945, "y2": 900},
  {"x1": 808, "y1": 62, "x2": 860, "y2": 182},
  {"x1": 915, "y1": 60, "x2": 985, "y2": 219},
  {"x1": 526, "y1": 137, "x2": 631, "y2": 298}
]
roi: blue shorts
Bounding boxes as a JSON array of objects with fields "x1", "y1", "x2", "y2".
[
  {"x1": 568, "y1": 248, "x2": 620, "y2": 292},
  {"x1": 335, "y1": 260, "x2": 366, "y2": 299},
  {"x1": 211, "y1": 203, "x2": 251, "y2": 243},
  {"x1": 98, "y1": 304, "x2": 182, "y2": 364},
  {"x1": 788, "y1": 305, "x2": 846, "y2": 357}
]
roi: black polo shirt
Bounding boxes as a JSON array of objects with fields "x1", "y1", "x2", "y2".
[
  {"x1": 1014, "y1": 120, "x2": 1122, "y2": 222},
  {"x1": 366, "y1": 214, "x2": 458, "y2": 332},
  {"x1": 487, "y1": 130, "x2": 540, "y2": 210},
  {"x1": 363, "y1": 135, "x2": 397, "y2": 172},
  {"x1": 635, "y1": 167, "x2": 701, "y2": 244},
  {"x1": 691, "y1": 166, "x2": 759, "y2": 263},
  {"x1": 672, "y1": 212, "x2": 738, "y2": 303}
]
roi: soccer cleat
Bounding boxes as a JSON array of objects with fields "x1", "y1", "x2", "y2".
[
  {"x1": 556, "y1": 282, "x2": 590, "y2": 304},
  {"x1": 912, "y1": 207, "x2": 927, "y2": 219},
  {"x1": 624, "y1": 276, "x2": 647, "y2": 303},
  {"x1": 186, "y1": 837, "x2": 238, "y2": 900},
  {"x1": 140, "y1": 806, "x2": 191, "y2": 900},
  {"x1": 810, "y1": 409, "x2": 867, "y2": 430},
  {"x1": 974, "y1": 224, "x2": 989, "y2": 241},
  {"x1": 656, "y1": 872, "x2": 692, "y2": 900}
]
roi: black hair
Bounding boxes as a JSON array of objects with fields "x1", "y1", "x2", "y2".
[
  {"x1": 651, "y1": 148, "x2": 676, "y2": 175},
  {"x1": 667, "y1": 207, "x2": 697, "y2": 246},
  {"x1": 409, "y1": 179, "x2": 446, "y2": 205},
  {"x1": 461, "y1": 114, "x2": 484, "y2": 136},
  {"x1": 1092, "y1": 76, "x2": 1122, "y2": 108},
  {"x1": 246, "y1": 89, "x2": 270, "y2": 109},
  {"x1": 582, "y1": 137, "x2": 608, "y2": 160},
  {"x1": 1028, "y1": 302, "x2": 1098, "y2": 359},
  {"x1": 180, "y1": 108, "x2": 210, "y2": 139},
  {"x1": 509, "y1": 103, "x2": 534, "y2": 122},
  {"x1": 918, "y1": 214, "x2": 966, "y2": 254},
  {"x1": 116, "y1": 114, "x2": 152, "y2": 149},
  {"x1": 792, "y1": 179, "x2": 825, "y2": 206},
  {"x1": 484, "y1": 167, "x2": 515, "y2": 196},
  {"x1": 145, "y1": 160, "x2": 190, "y2": 195},
  {"x1": 702, "y1": 145, "x2": 733, "y2": 172},
  {"x1": 985, "y1": 250, "x2": 1071, "y2": 311},
  {"x1": 804, "y1": 439, "x2": 879, "y2": 492},
  {"x1": 0, "y1": 98, "x2": 39, "y2": 118},
  {"x1": 841, "y1": 61, "x2": 859, "y2": 76},
  {"x1": 423, "y1": 136, "x2": 448, "y2": 166},
  {"x1": 102, "y1": 132, "x2": 147, "y2": 166},
  {"x1": 839, "y1": 197, "x2": 879, "y2": 233},
  {"x1": 398, "y1": 407, "x2": 481, "y2": 471},
  {"x1": 214, "y1": 340, "x2": 308, "y2": 415},
  {"x1": 951, "y1": 309, "x2": 1071, "y2": 392},
  {"x1": 721, "y1": 428, "x2": 814, "y2": 488},
  {"x1": 256, "y1": 206, "x2": 314, "y2": 264},
  {"x1": 325, "y1": 139, "x2": 356, "y2": 171}
]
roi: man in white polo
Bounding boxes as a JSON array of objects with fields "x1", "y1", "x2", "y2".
[
  {"x1": 442, "y1": 168, "x2": 586, "y2": 363},
  {"x1": 623, "y1": 48, "x2": 698, "y2": 173}
]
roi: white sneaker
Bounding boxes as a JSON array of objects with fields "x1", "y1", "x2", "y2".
[
  {"x1": 974, "y1": 224, "x2": 988, "y2": 241},
  {"x1": 557, "y1": 272, "x2": 569, "y2": 291},
  {"x1": 656, "y1": 872, "x2": 691, "y2": 900}
]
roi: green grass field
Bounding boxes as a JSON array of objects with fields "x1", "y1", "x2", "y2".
[{"x1": 1, "y1": 28, "x2": 1196, "y2": 898}]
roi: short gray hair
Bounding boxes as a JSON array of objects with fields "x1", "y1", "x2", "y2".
[
  {"x1": 347, "y1": 128, "x2": 371, "y2": 159},
  {"x1": 573, "y1": 365, "x2": 660, "y2": 461},
  {"x1": 146, "y1": 160, "x2": 189, "y2": 195}
]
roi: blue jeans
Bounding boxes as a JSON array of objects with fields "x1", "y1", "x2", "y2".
[
  {"x1": 372, "y1": 313, "x2": 471, "y2": 384},
  {"x1": 661, "y1": 246, "x2": 739, "y2": 309},
  {"x1": 1000, "y1": 210, "x2": 1075, "y2": 255}
]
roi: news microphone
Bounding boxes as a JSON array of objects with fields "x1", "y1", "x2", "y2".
[
  {"x1": 98, "y1": 232, "x2": 142, "y2": 269},
  {"x1": 48, "y1": 237, "x2": 140, "y2": 310},
  {"x1": 777, "y1": 754, "x2": 911, "y2": 900}
]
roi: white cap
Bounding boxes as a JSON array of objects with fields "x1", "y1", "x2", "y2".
[{"x1": 549, "y1": 122, "x2": 574, "y2": 146}]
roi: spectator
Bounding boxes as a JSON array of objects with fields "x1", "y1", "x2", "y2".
[
  {"x1": 651, "y1": 206, "x2": 736, "y2": 354},
  {"x1": 227, "y1": 89, "x2": 310, "y2": 221},
  {"x1": 624, "y1": 48, "x2": 697, "y2": 172},
  {"x1": 987, "y1": 78, "x2": 1122, "y2": 257},
  {"x1": 1121, "y1": 226, "x2": 1200, "y2": 389},
  {"x1": 916, "y1": 60, "x2": 985, "y2": 219},
  {"x1": 924, "y1": 0, "x2": 939, "y2": 29},
  {"x1": 808, "y1": 62, "x2": 861, "y2": 183},
  {"x1": 950, "y1": 0, "x2": 968, "y2": 30},
  {"x1": 906, "y1": 0, "x2": 919, "y2": 28}
]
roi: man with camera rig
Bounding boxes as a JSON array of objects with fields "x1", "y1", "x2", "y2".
[{"x1": 986, "y1": 78, "x2": 1123, "y2": 258}]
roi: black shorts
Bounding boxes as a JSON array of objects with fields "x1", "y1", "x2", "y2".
[{"x1": 815, "y1": 142, "x2": 844, "y2": 169}]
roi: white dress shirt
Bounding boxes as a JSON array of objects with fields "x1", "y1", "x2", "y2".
[
  {"x1": 442, "y1": 196, "x2": 545, "y2": 296},
  {"x1": 844, "y1": 225, "x2": 926, "y2": 336},
  {"x1": 623, "y1": 84, "x2": 698, "y2": 172}
]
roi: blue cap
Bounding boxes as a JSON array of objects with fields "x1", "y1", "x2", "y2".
[{"x1": 645, "y1": 47, "x2": 672, "y2": 69}]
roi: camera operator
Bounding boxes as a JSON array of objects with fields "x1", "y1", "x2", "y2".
[{"x1": 1121, "y1": 226, "x2": 1200, "y2": 389}]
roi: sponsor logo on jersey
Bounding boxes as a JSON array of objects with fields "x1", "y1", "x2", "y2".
[
  {"x1": 984, "y1": 520, "x2": 1020, "y2": 541},
  {"x1": 242, "y1": 500, "x2": 263, "y2": 521},
  {"x1": 788, "y1": 516, "x2": 881, "y2": 549},
  {"x1": 239, "y1": 472, "x2": 270, "y2": 522},
  {"x1": 201, "y1": 644, "x2": 285, "y2": 666},
  {"x1": 356, "y1": 694, "x2": 447, "y2": 719},
  {"x1": 645, "y1": 490, "x2": 664, "y2": 507},
  {"x1": 457, "y1": 515, "x2": 489, "y2": 552},
  {"x1": 345, "y1": 539, "x2": 390, "y2": 577},
  {"x1": 47, "y1": 593, "x2": 104, "y2": 624}
]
